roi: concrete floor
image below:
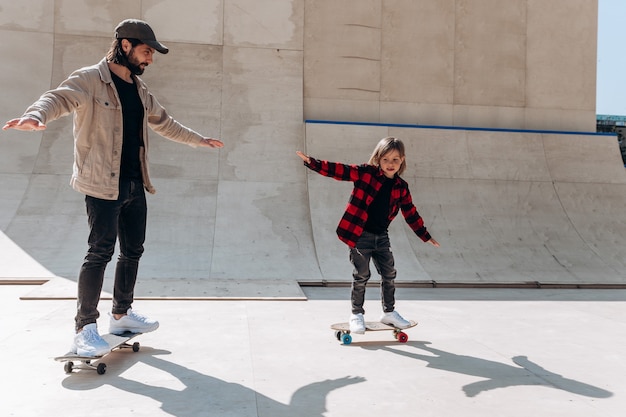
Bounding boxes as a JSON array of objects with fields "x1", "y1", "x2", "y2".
[{"x1": 1, "y1": 284, "x2": 625, "y2": 417}]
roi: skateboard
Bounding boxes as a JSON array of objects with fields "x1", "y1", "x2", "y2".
[
  {"x1": 330, "y1": 320, "x2": 417, "y2": 345},
  {"x1": 54, "y1": 331, "x2": 141, "y2": 375}
]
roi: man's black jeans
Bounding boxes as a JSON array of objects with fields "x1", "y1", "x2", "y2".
[
  {"x1": 349, "y1": 231, "x2": 397, "y2": 315},
  {"x1": 75, "y1": 179, "x2": 146, "y2": 331}
]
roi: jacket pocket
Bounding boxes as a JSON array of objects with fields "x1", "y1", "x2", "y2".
[{"x1": 94, "y1": 96, "x2": 116, "y2": 111}]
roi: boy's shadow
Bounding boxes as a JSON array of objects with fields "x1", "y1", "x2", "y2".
[
  {"x1": 61, "y1": 347, "x2": 365, "y2": 417},
  {"x1": 360, "y1": 341, "x2": 612, "y2": 398}
]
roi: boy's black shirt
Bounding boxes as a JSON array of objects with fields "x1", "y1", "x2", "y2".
[{"x1": 364, "y1": 176, "x2": 393, "y2": 234}]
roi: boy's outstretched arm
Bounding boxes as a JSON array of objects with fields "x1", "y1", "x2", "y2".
[{"x1": 296, "y1": 150, "x2": 360, "y2": 182}]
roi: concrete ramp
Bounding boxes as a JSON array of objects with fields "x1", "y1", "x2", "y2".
[
  {"x1": 304, "y1": 122, "x2": 626, "y2": 286},
  {"x1": 0, "y1": 7, "x2": 314, "y2": 298},
  {"x1": 3, "y1": 112, "x2": 626, "y2": 295},
  {"x1": 1, "y1": 4, "x2": 625, "y2": 298}
]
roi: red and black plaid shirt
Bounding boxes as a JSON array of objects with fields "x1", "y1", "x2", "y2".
[{"x1": 305, "y1": 158, "x2": 432, "y2": 248}]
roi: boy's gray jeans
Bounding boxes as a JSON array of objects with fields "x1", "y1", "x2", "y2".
[{"x1": 349, "y1": 231, "x2": 397, "y2": 315}]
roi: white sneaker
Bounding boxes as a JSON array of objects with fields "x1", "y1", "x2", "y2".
[
  {"x1": 349, "y1": 313, "x2": 366, "y2": 334},
  {"x1": 71, "y1": 323, "x2": 110, "y2": 357},
  {"x1": 109, "y1": 308, "x2": 159, "y2": 335},
  {"x1": 380, "y1": 311, "x2": 411, "y2": 329}
]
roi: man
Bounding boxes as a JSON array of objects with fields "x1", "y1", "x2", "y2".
[{"x1": 3, "y1": 19, "x2": 223, "y2": 356}]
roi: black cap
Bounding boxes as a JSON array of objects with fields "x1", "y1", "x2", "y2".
[{"x1": 114, "y1": 19, "x2": 169, "y2": 54}]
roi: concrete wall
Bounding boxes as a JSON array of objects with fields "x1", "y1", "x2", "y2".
[
  {"x1": 2, "y1": 0, "x2": 618, "y2": 289},
  {"x1": 0, "y1": 0, "x2": 312, "y2": 283},
  {"x1": 304, "y1": 0, "x2": 598, "y2": 132}
]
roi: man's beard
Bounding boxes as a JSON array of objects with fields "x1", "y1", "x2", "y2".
[
  {"x1": 126, "y1": 50, "x2": 146, "y2": 75},
  {"x1": 114, "y1": 47, "x2": 147, "y2": 75}
]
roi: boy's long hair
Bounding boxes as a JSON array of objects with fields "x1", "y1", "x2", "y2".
[{"x1": 368, "y1": 136, "x2": 407, "y2": 175}]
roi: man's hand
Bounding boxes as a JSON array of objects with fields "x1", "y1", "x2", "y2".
[
  {"x1": 199, "y1": 138, "x2": 224, "y2": 148},
  {"x1": 3, "y1": 117, "x2": 46, "y2": 131}
]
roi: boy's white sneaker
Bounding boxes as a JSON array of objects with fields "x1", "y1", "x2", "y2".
[
  {"x1": 109, "y1": 308, "x2": 159, "y2": 335},
  {"x1": 71, "y1": 323, "x2": 110, "y2": 357},
  {"x1": 349, "y1": 313, "x2": 366, "y2": 334},
  {"x1": 380, "y1": 310, "x2": 411, "y2": 329}
]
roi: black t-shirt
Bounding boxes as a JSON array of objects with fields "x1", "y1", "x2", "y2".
[
  {"x1": 364, "y1": 177, "x2": 394, "y2": 234},
  {"x1": 111, "y1": 72, "x2": 144, "y2": 180}
]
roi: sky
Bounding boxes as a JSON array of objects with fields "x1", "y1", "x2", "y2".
[{"x1": 596, "y1": 0, "x2": 626, "y2": 115}]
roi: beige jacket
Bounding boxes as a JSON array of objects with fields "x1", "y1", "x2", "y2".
[{"x1": 23, "y1": 58, "x2": 204, "y2": 200}]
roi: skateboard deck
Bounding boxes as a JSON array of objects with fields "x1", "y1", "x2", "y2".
[
  {"x1": 54, "y1": 331, "x2": 141, "y2": 375},
  {"x1": 330, "y1": 320, "x2": 417, "y2": 345}
]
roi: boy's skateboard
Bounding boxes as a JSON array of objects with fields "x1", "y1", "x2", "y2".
[
  {"x1": 54, "y1": 331, "x2": 141, "y2": 375},
  {"x1": 330, "y1": 320, "x2": 417, "y2": 345}
]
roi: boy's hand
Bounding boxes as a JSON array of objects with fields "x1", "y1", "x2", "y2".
[
  {"x1": 296, "y1": 151, "x2": 310, "y2": 164},
  {"x1": 428, "y1": 238, "x2": 440, "y2": 247}
]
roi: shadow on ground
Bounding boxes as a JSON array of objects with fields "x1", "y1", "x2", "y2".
[
  {"x1": 60, "y1": 347, "x2": 366, "y2": 417},
  {"x1": 359, "y1": 341, "x2": 612, "y2": 398}
]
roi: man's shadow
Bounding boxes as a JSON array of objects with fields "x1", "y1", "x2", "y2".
[
  {"x1": 361, "y1": 341, "x2": 612, "y2": 398},
  {"x1": 61, "y1": 348, "x2": 365, "y2": 417}
]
